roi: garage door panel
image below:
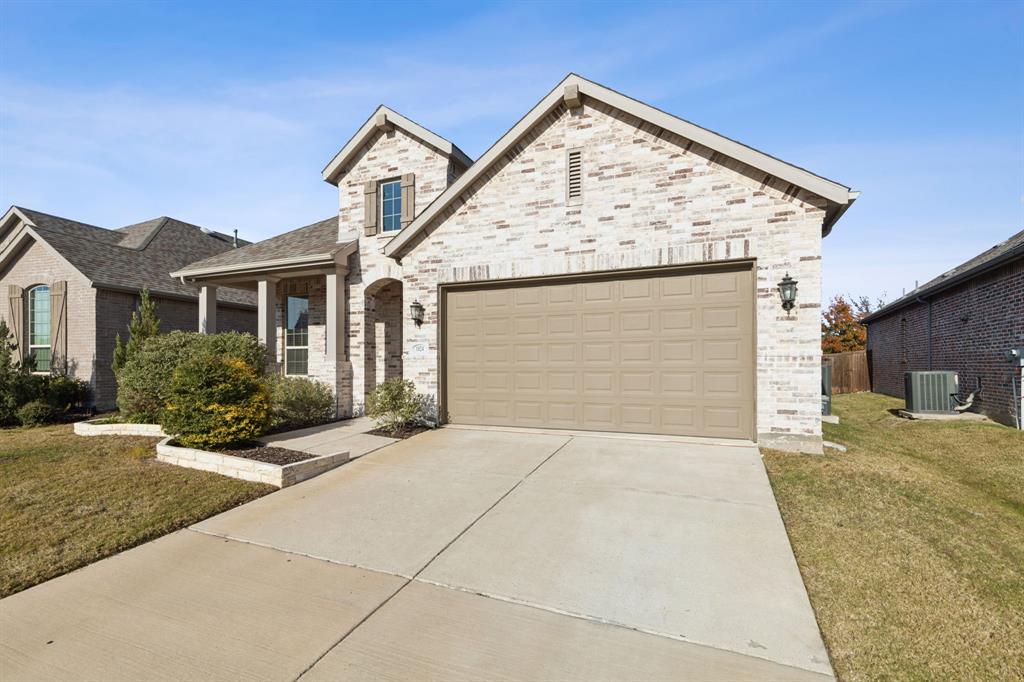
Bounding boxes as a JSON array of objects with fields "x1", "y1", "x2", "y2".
[
  {"x1": 482, "y1": 345, "x2": 511, "y2": 364},
  {"x1": 583, "y1": 312, "x2": 614, "y2": 334},
  {"x1": 620, "y1": 309, "x2": 655, "y2": 334},
  {"x1": 547, "y1": 402, "x2": 578, "y2": 425},
  {"x1": 514, "y1": 373, "x2": 543, "y2": 391},
  {"x1": 660, "y1": 276, "x2": 696, "y2": 299},
  {"x1": 581, "y1": 342, "x2": 613, "y2": 363},
  {"x1": 582, "y1": 403, "x2": 615, "y2": 428},
  {"x1": 661, "y1": 372, "x2": 697, "y2": 396},
  {"x1": 660, "y1": 308, "x2": 696, "y2": 333},
  {"x1": 547, "y1": 314, "x2": 577, "y2": 335},
  {"x1": 548, "y1": 372, "x2": 577, "y2": 393},
  {"x1": 549, "y1": 344, "x2": 577, "y2": 363},
  {"x1": 445, "y1": 267, "x2": 753, "y2": 439},
  {"x1": 620, "y1": 279, "x2": 653, "y2": 301}
]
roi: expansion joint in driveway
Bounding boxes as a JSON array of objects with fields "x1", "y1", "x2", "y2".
[{"x1": 292, "y1": 435, "x2": 575, "y2": 681}]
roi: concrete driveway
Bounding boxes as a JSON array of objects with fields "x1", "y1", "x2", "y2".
[{"x1": 1, "y1": 428, "x2": 832, "y2": 681}]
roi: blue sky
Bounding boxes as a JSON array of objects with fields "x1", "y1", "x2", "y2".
[{"x1": 1, "y1": 0, "x2": 1021, "y2": 305}]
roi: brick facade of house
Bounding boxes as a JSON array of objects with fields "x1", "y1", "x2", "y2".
[
  {"x1": 174, "y1": 77, "x2": 854, "y2": 453},
  {"x1": 398, "y1": 101, "x2": 827, "y2": 451},
  {"x1": 866, "y1": 257, "x2": 1023, "y2": 426},
  {"x1": 1, "y1": 237, "x2": 257, "y2": 409}
]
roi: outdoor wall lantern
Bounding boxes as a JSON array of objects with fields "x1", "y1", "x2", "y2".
[
  {"x1": 409, "y1": 300, "x2": 425, "y2": 326},
  {"x1": 778, "y1": 273, "x2": 798, "y2": 313}
]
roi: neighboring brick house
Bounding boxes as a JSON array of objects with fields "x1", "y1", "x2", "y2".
[
  {"x1": 863, "y1": 229, "x2": 1024, "y2": 426},
  {"x1": 0, "y1": 207, "x2": 257, "y2": 408},
  {"x1": 175, "y1": 74, "x2": 858, "y2": 453}
]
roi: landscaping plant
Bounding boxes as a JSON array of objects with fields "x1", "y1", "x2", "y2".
[
  {"x1": 365, "y1": 378, "x2": 427, "y2": 434},
  {"x1": 268, "y1": 375, "x2": 335, "y2": 430},
  {"x1": 116, "y1": 331, "x2": 265, "y2": 423},
  {"x1": 112, "y1": 287, "x2": 161, "y2": 374},
  {"x1": 162, "y1": 355, "x2": 270, "y2": 449},
  {"x1": 0, "y1": 320, "x2": 89, "y2": 426},
  {"x1": 15, "y1": 400, "x2": 54, "y2": 427}
]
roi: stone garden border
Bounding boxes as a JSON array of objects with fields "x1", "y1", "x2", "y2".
[
  {"x1": 155, "y1": 437, "x2": 349, "y2": 488},
  {"x1": 74, "y1": 419, "x2": 167, "y2": 437}
]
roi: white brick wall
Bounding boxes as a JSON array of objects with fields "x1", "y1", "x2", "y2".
[{"x1": 393, "y1": 101, "x2": 826, "y2": 451}]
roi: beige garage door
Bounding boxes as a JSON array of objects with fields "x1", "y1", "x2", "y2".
[{"x1": 443, "y1": 266, "x2": 754, "y2": 439}]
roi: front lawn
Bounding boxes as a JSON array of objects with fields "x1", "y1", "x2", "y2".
[
  {"x1": 764, "y1": 392, "x2": 1024, "y2": 681},
  {"x1": 0, "y1": 424, "x2": 272, "y2": 597}
]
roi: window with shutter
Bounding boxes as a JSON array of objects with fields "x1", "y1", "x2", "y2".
[
  {"x1": 379, "y1": 179, "x2": 402, "y2": 233},
  {"x1": 567, "y1": 148, "x2": 583, "y2": 205}
]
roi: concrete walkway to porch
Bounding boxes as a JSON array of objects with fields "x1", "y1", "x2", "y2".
[{"x1": 260, "y1": 416, "x2": 397, "y2": 459}]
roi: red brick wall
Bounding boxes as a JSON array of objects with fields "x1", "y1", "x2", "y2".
[{"x1": 866, "y1": 257, "x2": 1023, "y2": 426}]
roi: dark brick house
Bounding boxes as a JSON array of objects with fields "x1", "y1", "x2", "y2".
[
  {"x1": 862, "y1": 229, "x2": 1023, "y2": 426},
  {"x1": 0, "y1": 206, "x2": 257, "y2": 408}
]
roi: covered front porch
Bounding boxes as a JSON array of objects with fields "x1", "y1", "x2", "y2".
[{"x1": 173, "y1": 239, "x2": 406, "y2": 418}]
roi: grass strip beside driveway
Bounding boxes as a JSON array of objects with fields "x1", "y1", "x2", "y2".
[
  {"x1": 1, "y1": 423, "x2": 272, "y2": 597},
  {"x1": 764, "y1": 392, "x2": 1024, "y2": 681}
]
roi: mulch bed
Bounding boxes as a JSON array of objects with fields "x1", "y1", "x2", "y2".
[
  {"x1": 211, "y1": 442, "x2": 315, "y2": 465},
  {"x1": 368, "y1": 425, "x2": 432, "y2": 440}
]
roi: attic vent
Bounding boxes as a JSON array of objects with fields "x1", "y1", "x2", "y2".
[{"x1": 567, "y1": 148, "x2": 583, "y2": 204}]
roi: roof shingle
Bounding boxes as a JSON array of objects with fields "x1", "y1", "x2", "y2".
[{"x1": 11, "y1": 207, "x2": 256, "y2": 307}]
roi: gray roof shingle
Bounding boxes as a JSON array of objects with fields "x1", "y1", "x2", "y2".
[
  {"x1": 863, "y1": 228, "x2": 1024, "y2": 322},
  {"x1": 177, "y1": 216, "x2": 349, "y2": 273},
  {"x1": 15, "y1": 207, "x2": 256, "y2": 307}
]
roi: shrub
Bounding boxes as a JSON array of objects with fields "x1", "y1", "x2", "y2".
[
  {"x1": 116, "y1": 331, "x2": 265, "y2": 423},
  {"x1": 112, "y1": 288, "x2": 161, "y2": 374},
  {"x1": 268, "y1": 376, "x2": 334, "y2": 430},
  {"x1": 45, "y1": 374, "x2": 90, "y2": 412},
  {"x1": 17, "y1": 400, "x2": 54, "y2": 427},
  {"x1": 162, "y1": 355, "x2": 270, "y2": 449},
  {"x1": 365, "y1": 378, "x2": 426, "y2": 434}
]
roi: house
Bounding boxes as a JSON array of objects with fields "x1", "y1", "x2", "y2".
[
  {"x1": 174, "y1": 74, "x2": 859, "y2": 454},
  {"x1": 863, "y1": 229, "x2": 1023, "y2": 426},
  {"x1": 0, "y1": 207, "x2": 258, "y2": 408}
]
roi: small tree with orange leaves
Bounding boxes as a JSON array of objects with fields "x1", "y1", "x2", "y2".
[{"x1": 821, "y1": 295, "x2": 872, "y2": 354}]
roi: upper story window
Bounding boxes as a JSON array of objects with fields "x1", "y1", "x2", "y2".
[
  {"x1": 284, "y1": 295, "x2": 309, "y2": 375},
  {"x1": 27, "y1": 285, "x2": 51, "y2": 373},
  {"x1": 380, "y1": 179, "x2": 402, "y2": 232}
]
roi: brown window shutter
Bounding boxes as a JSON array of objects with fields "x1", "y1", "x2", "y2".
[
  {"x1": 6, "y1": 284, "x2": 23, "y2": 364},
  {"x1": 400, "y1": 173, "x2": 415, "y2": 226},
  {"x1": 50, "y1": 281, "x2": 67, "y2": 372},
  {"x1": 363, "y1": 180, "x2": 378, "y2": 236}
]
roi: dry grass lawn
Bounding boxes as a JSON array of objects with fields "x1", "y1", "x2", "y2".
[
  {"x1": 0, "y1": 423, "x2": 272, "y2": 597},
  {"x1": 764, "y1": 392, "x2": 1024, "y2": 681}
]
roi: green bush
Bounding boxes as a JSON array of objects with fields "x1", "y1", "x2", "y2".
[
  {"x1": 17, "y1": 400, "x2": 54, "y2": 427},
  {"x1": 44, "y1": 375, "x2": 90, "y2": 411},
  {"x1": 116, "y1": 331, "x2": 265, "y2": 423},
  {"x1": 365, "y1": 378, "x2": 426, "y2": 434},
  {"x1": 269, "y1": 376, "x2": 334, "y2": 430},
  {"x1": 162, "y1": 355, "x2": 270, "y2": 449}
]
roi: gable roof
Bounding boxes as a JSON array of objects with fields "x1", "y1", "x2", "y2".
[
  {"x1": 0, "y1": 206, "x2": 255, "y2": 306},
  {"x1": 172, "y1": 216, "x2": 356, "y2": 278},
  {"x1": 385, "y1": 73, "x2": 859, "y2": 258},
  {"x1": 321, "y1": 105, "x2": 473, "y2": 185},
  {"x1": 862, "y1": 228, "x2": 1024, "y2": 323}
]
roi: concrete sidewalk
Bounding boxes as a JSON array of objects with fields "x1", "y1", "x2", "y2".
[{"x1": 1, "y1": 428, "x2": 833, "y2": 681}]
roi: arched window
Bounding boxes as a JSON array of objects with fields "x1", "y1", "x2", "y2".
[{"x1": 27, "y1": 285, "x2": 51, "y2": 372}]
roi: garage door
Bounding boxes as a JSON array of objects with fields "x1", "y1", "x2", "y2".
[{"x1": 443, "y1": 266, "x2": 754, "y2": 439}]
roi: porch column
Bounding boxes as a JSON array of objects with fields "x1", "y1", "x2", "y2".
[
  {"x1": 198, "y1": 285, "x2": 217, "y2": 334},
  {"x1": 257, "y1": 278, "x2": 278, "y2": 362},
  {"x1": 325, "y1": 267, "x2": 352, "y2": 417},
  {"x1": 326, "y1": 268, "x2": 345, "y2": 362}
]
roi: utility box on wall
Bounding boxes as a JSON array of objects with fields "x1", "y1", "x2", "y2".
[{"x1": 904, "y1": 371, "x2": 959, "y2": 413}]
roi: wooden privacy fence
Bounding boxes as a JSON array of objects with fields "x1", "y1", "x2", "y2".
[{"x1": 824, "y1": 350, "x2": 870, "y2": 394}]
